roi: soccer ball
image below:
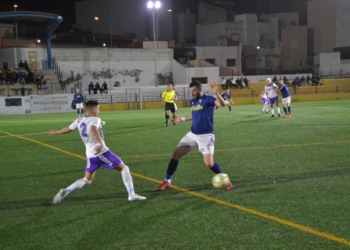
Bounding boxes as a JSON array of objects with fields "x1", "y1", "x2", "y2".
[{"x1": 212, "y1": 173, "x2": 230, "y2": 188}]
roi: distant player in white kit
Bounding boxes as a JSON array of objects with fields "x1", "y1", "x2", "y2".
[
  {"x1": 259, "y1": 90, "x2": 269, "y2": 114},
  {"x1": 49, "y1": 100, "x2": 146, "y2": 204},
  {"x1": 264, "y1": 78, "x2": 281, "y2": 117}
]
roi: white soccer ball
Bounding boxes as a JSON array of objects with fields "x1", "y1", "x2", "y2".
[{"x1": 212, "y1": 173, "x2": 230, "y2": 188}]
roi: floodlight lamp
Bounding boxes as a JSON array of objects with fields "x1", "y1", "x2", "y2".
[{"x1": 147, "y1": 1, "x2": 154, "y2": 9}]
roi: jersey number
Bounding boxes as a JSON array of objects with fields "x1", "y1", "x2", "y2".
[{"x1": 80, "y1": 122, "x2": 87, "y2": 137}]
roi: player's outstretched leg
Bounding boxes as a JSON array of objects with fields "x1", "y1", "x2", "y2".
[
  {"x1": 288, "y1": 106, "x2": 291, "y2": 117},
  {"x1": 52, "y1": 177, "x2": 92, "y2": 205},
  {"x1": 156, "y1": 158, "x2": 178, "y2": 191},
  {"x1": 120, "y1": 165, "x2": 146, "y2": 201},
  {"x1": 209, "y1": 162, "x2": 232, "y2": 190}
]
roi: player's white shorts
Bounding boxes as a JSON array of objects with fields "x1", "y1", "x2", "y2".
[
  {"x1": 76, "y1": 103, "x2": 83, "y2": 109},
  {"x1": 177, "y1": 131, "x2": 215, "y2": 155},
  {"x1": 174, "y1": 102, "x2": 177, "y2": 111},
  {"x1": 224, "y1": 100, "x2": 230, "y2": 105},
  {"x1": 282, "y1": 96, "x2": 291, "y2": 105}
]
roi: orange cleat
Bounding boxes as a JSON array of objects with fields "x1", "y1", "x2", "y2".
[
  {"x1": 225, "y1": 182, "x2": 233, "y2": 190},
  {"x1": 156, "y1": 181, "x2": 172, "y2": 191}
]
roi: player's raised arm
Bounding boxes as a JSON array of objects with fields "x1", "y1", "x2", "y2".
[
  {"x1": 48, "y1": 126, "x2": 72, "y2": 136},
  {"x1": 211, "y1": 82, "x2": 225, "y2": 107}
]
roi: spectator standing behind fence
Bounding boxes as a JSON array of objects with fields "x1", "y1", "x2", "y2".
[
  {"x1": 24, "y1": 60, "x2": 29, "y2": 71},
  {"x1": 88, "y1": 82, "x2": 94, "y2": 94},
  {"x1": 306, "y1": 75, "x2": 312, "y2": 86},
  {"x1": 94, "y1": 82, "x2": 101, "y2": 94},
  {"x1": 243, "y1": 77, "x2": 249, "y2": 89},
  {"x1": 301, "y1": 75, "x2": 305, "y2": 86},
  {"x1": 18, "y1": 60, "x2": 24, "y2": 70},
  {"x1": 102, "y1": 81, "x2": 108, "y2": 94}
]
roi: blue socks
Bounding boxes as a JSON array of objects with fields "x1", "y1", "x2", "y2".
[
  {"x1": 283, "y1": 107, "x2": 287, "y2": 115},
  {"x1": 210, "y1": 162, "x2": 223, "y2": 174},
  {"x1": 288, "y1": 106, "x2": 291, "y2": 114},
  {"x1": 166, "y1": 158, "x2": 179, "y2": 180}
]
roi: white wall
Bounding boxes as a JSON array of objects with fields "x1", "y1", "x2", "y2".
[
  {"x1": 318, "y1": 52, "x2": 350, "y2": 75},
  {"x1": 172, "y1": 59, "x2": 187, "y2": 85},
  {"x1": 336, "y1": 0, "x2": 350, "y2": 48},
  {"x1": 75, "y1": 0, "x2": 173, "y2": 42}
]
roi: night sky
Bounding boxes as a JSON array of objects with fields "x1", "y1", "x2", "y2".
[{"x1": 1, "y1": 0, "x2": 305, "y2": 31}]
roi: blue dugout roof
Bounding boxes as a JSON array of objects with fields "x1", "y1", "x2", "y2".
[{"x1": 0, "y1": 11, "x2": 63, "y2": 69}]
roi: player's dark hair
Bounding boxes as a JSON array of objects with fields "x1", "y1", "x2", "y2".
[
  {"x1": 189, "y1": 80, "x2": 202, "y2": 88},
  {"x1": 85, "y1": 100, "x2": 99, "y2": 109}
]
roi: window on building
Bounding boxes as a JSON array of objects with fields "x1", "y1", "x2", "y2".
[
  {"x1": 291, "y1": 21, "x2": 296, "y2": 26},
  {"x1": 290, "y1": 39, "x2": 298, "y2": 48},
  {"x1": 226, "y1": 59, "x2": 236, "y2": 66},
  {"x1": 287, "y1": 60, "x2": 294, "y2": 69},
  {"x1": 191, "y1": 77, "x2": 208, "y2": 84},
  {"x1": 205, "y1": 59, "x2": 215, "y2": 65}
]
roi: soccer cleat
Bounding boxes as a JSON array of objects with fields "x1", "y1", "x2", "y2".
[
  {"x1": 230, "y1": 110, "x2": 232, "y2": 113},
  {"x1": 288, "y1": 114, "x2": 291, "y2": 118},
  {"x1": 214, "y1": 109, "x2": 217, "y2": 112},
  {"x1": 53, "y1": 189, "x2": 68, "y2": 205},
  {"x1": 225, "y1": 182, "x2": 233, "y2": 190},
  {"x1": 156, "y1": 181, "x2": 171, "y2": 191},
  {"x1": 264, "y1": 111, "x2": 268, "y2": 114},
  {"x1": 128, "y1": 194, "x2": 146, "y2": 201},
  {"x1": 278, "y1": 113, "x2": 281, "y2": 117},
  {"x1": 284, "y1": 114, "x2": 289, "y2": 118},
  {"x1": 271, "y1": 115, "x2": 274, "y2": 117}
]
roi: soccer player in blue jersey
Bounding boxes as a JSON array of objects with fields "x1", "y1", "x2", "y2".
[
  {"x1": 74, "y1": 89, "x2": 84, "y2": 117},
  {"x1": 215, "y1": 89, "x2": 235, "y2": 113},
  {"x1": 278, "y1": 79, "x2": 292, "y2": 117},
  {"x1": 156, "y1": 81, "x2": 233, "y2": 191}
]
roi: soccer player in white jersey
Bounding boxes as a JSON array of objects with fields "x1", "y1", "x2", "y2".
[
  {"x1": 156, "y1": 81, "x2": 233, "y2": 191},
  {"x1": 264, "y1": 78, "x2": 281, "y2": 117},
  {"x1": 49, "y1": 100, "x2": 146, "y2": 204},
  {"x1": 259, "y1": 90, "x2": 269, "y2": 114}
]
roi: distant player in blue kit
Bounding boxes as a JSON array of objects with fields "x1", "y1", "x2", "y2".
[
  {"x1": 215, "y1": 89, "x2": 235, "y2": 113},
  {"x1": 74, "y1": 89, "x2": 84, "y2": 117},
  {"x1": 156, "y1": 81, "x2": 233, "y2": 191},
  {"x1": 49, "y1": 100, "x2": 146, "y2": 204},
  {"x1": 278, "y1": 78, "x2": 292, "y2": 117}
]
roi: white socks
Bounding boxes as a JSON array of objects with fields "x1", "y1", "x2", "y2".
[
  {"x1": 66, "y1": 177, "x2": 91, "y2": 193},
  {"x1": 121, "y1": 165, "x2": 135, "y2": 196},
  {"x1": 276, "y1": 106, "x2": 281, "y2": 114}
]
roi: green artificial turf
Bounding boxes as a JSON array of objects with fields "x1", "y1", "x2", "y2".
[{"x1": 0, "y1": 100, "x2": 349, "y2": 249}]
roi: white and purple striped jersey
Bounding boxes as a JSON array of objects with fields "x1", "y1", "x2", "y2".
[
  {"x1": 264, "y1": 82, "x2": 278, "y2": 98},
  {"x1": 69, "y1": 116, "x2": 108, "y2": 158}
]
